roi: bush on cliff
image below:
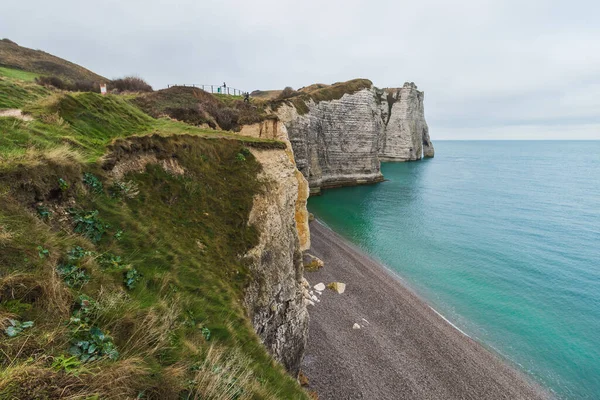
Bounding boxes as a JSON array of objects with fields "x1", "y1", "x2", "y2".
[
  {"x1": 111, "y1": 76, "x2": 153, "y2": 92},
  {"x1": 35, "y1": 75, "x2": 100, "y2": 93}
]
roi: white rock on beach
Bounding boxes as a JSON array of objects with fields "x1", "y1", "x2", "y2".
[
  {"x1": 316, "y1": 290, "x2": 322, "y2": 295},
  {"x1": 304, "y1": 299, "x2": 315, "y2": 306},
  {"x1": 328, "y1": 282, "x2": 346, "y2": 294},
  {"x1": 353, "y1": 323, "x2": 361, "y2": 330},
  {"x1": 314, "y1": 282, "x2": 326, "y2": 291}
]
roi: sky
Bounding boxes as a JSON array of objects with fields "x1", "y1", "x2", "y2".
[{"x1": 2, "y1": 0, "x2": 599, "y2": 140}]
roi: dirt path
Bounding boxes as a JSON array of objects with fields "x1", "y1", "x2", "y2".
[
  {"x1": 302, "y1": 220, "x2": 550, "y2": 400},
  {"x1": 0, "y1": 109, "x2": 33, "y2": 120}
]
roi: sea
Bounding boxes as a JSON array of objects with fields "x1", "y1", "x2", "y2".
[{"x1": 308, "y1": 141, "x2": 600, "y2": 399}]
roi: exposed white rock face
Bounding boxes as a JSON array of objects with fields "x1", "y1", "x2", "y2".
[
  {"x1": 277, "y1": 89, "x2": 384, "y2": 194},
  {"x1": 243, "y1": 147, "x2": 309, "y2": 377},
  {"x1": 379, "y1": 82, "x2": 435, "y2": 161},
  {"x1": 276, "y1": 82, "x2": 433, "y2": 193}
]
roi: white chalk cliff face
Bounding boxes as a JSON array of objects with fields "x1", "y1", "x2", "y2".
[
  {"x1": 379, "y1": 82, "x2": 435, "y2": 161},
  {"x1": 275, "y1": 81, "x2": 434, "y2": 193},
  {"x1": 277, "y1": 89, "x2": 384, "y2": 194}
]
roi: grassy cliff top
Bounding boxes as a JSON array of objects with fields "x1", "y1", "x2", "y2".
[
  {"x1": 0, "y1": 73, "x2": 306, "y2": 399},
  {"x1": 269, "y1": 78, "x2": 373, "y2": 115},
  {"x1": 132, "y1": 86, "x2": 274, "y2": 132},
  {"x1": 0, "y1": 39, "x2": 109, "y2": 83}
]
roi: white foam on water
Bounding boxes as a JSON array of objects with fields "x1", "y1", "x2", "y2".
[{"x1": 428, "y1": 306, "x2": 471, "y2": 338}]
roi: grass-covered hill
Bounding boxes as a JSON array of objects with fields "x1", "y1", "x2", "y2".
[
  {"x1": 0, "y1": 67, "x2": 309, "y2": 399},
  {"x1": 0, "y1": 39, "x2": 109, "y2": 84}
]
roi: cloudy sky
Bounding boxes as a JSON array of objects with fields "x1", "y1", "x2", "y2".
[{"x1": 2, "y1": 0, "x2": 599, "y2": 139}]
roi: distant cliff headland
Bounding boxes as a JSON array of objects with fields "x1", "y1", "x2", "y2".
[{"x1": 246, "y1": 79, "x2": 434, "y2": 194}]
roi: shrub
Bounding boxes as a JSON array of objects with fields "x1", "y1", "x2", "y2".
[
  {"x1": 214, "y1": 107, "x2": 239, "y2": 131},
  {"x1": 35, "y1": 76, "x2": 99, "y2": 93},
  {"x1": 110, "y1": 76, "x2": 153, "y2": 93},
  {"x1": 277, "y1": 86, "x2": 299, "y2": 100}
]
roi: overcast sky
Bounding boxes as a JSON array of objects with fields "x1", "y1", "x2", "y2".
[{"x1": 2, "y1": 0, "x2": 599, "y2": 139}]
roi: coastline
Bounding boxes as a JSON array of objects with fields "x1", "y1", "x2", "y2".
[{"x1": 302, "y1": 220, "x2": 550, "y2": 399}]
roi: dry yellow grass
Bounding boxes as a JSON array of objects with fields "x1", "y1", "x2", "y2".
[{"x1": 0, "y1": 224, "x2": 15, "y2": 244}]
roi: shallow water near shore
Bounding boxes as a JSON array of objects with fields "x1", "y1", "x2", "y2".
[{"x1": 308, "y1": 141, "x2": 600, "y2": 399}]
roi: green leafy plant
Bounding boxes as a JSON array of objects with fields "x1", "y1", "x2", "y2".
[
  {"x1": 69, "y1": 326, "x2": 119, "y2": 362},
  {"x1": 4, "y1": 319, "x2": 34, "y2": 337},
  {"x1": 67, "y1": 246, "x2": 93, "y2": 260},
  {"x1": 69, "y1": 209, "x2": 108, "y2": 243},
  {"x1": 114, "y1": 229, "x2": 124, "y2": 241},
  {"x1": 69, "y1": 295, "x2": 97, "y2": 327},
  {"x1": 36, "y1": 205, "x2": 51, "y2": 220},
  {"x1": 58, "y1": 178, "x2": 69, "y2": 191},
  {"x1": 202, "y1": 327, "x2": 211, "y2": 341},
  {"x1": 68, "y1": 296, "x2": 118, "y2": 362},
  {"x1": 37, "y1": 245, "x2": 49, "y2": 258},
  {"x1": 123, "y1": 267, "x2": 142, "y2": 290},
  {"x1": 97, "y1": 252, "x2": 123, "y2": 270},
  {"x1": 57, "y1": 263, "x2": 90, "y2": 288},
  {"x1": 51, "y1": 355, "x2": 81, "y2": 374},
  {"x1": 235, "y1": 153, "x2": 246, "y2": 162},
  {"x1": 240, "y1": 147, "x2": 251, "y2": 157},
  {"x1": 83, "y1": 172, "x2": 103, "y2": 194}
]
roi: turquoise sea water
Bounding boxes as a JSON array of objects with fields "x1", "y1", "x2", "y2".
[{"x1": 308, "y1": 141, "x2": 600, "y2": 399}]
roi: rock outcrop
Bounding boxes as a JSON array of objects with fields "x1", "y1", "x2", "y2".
[
  {"x1": 273, "y1": 80, "x2": 434, "y2": 193},
  {"x1": 379, "y1": 82, "x2": 434, "y2": 161},
  {"x1": 277, "y1": 89, "x2": 384, "y2": 195},
  {"x1": 243, "y1": 146, "x2": 309, "y2": 376},
  {"x1": 239, "y1": 120, "x2": 310, "y2": 251}
]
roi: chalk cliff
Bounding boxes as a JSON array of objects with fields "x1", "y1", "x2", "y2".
[
  {"x1": 243, "y1": 145, "x2": 310, "y2": 376},
  {"x1": 237, "y1": 80, "x2": 434, "y2": 372},
  {"x1": 379, "y1": 82, "x2": 435, "y2": 161},
  {"x1": 271, "y1": 80, "x2": 434, "y2": 193},
  {"x1": 277, "y1": 88, "x2": 384, "y2": 194}
]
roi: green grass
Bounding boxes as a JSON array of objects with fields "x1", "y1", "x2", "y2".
[
  {"x1": 0, "y1": 39, "x2": 108, "y2": 83},
  {"x1": 0, "y1": 76, "x2": 51, "y2": 109},
  {"x1": 273, "y1": 78, "x2": 373, "y2": 115},
  {"x1": 0, "y1": 66, "x2": 39, "y2": 81},
  {"x1": 0, "y1": 77, "x2": 307, "y2": 399},
  {"x1": 0, "y1": 87, "x2": 284, "y2": 165},
  {"x1": 132, "y1": 86, "x2": 271, "y2": 131}
]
